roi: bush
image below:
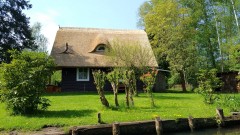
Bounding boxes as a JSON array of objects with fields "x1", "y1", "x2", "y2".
[
  {"x1": 0, "y1": 50, "x2": 55, "y2": 115},
  {"x1": 195, "y1": 69, "x2": 222, "y2": 104},
  {"x1": 140, "y1": 68, "x2": 158, "y2": 107},
  {"x1": 216, "y1": 95, "x2": 240, "y2": 112}
]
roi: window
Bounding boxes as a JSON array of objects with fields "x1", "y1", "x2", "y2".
[
  {"x1": 96, "y1": 44, "x2": 106, "y2": 52},
  {"x1": 76, "y1": 68, "x2": 89, "y2": 81}
]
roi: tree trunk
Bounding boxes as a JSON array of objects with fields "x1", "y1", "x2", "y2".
[
  {"x1": 179, "y1": 70, "x2": 187, "y2": 92},
  {"x1": 202, "y1": 2, "x2": 216, "y2": 68},
  {"x1": 114, "y1": 92, "x2": 119, "y2": 107},
  {"x1": 210, "y1": 0, "x2": 223, "y2": 71},
  {"x1": 230, "y1": 0, "x2": 239, "y2": 32},
  {"x1": 99, "y1": 90, "x2": 109, "y2": 108},
  {"x1": 133, "y1": 78, "x2": 138, "y2": 97},
  {"x1": 111, "y1": 83, "x2": 119, "y2": 107},
  {"x1": 150, "y1": 92, "x2": 155, "y2": 107},
  {"x1": 207, "y1": 39, "x2": 216, "y2": 68},
  {"x1": 125, "y1": 87, "x2": 129, "y2": 108},
  {"x1": 129, "y1": 88, "x2": 134, "y2": 106}
]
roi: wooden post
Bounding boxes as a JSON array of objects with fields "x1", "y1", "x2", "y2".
[
  {"x1": 216, "y1": 108, "x2": 224, "y2": 126},
  {"x1": 98, "y1": 112, "x2": 102, "y2": 124},
  {"x1": 112, "y1": 122, "x2": 120, "y2": 135},
  {"x1": 216, "y1": 108, "x2": 224, "y2": 121},
  {"x1": 188, "y1": 116, "x2": 194, "y2": 132},
  {"x1": 71, "y1": 127, "x2": 77, "y2": 135},
  {"x1": 155, "y1": 117, "x2": 162, "y2": 135}
]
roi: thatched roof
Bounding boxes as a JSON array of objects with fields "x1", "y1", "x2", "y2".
[{"x1": 50, "y1": 27, "x2": 158, "y2": 68}]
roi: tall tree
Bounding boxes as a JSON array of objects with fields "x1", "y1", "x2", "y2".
[
  {"x1": 0, "y1": 0, "x2": 36, "y2": 63},
  {"x1": 31, "y1": 22, "x2": 48, "y2": 52},
  {"x1": 144, "y1": 1, "x2": 197, "y2": 91},
  {"x1": 138, "y1": 0, "x2": 240, "y2": 90}
]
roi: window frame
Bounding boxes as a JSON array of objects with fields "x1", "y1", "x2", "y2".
[
  {"x1": 96, "y1": 44, "x2": 106, "y2": 52},
  {"x1": 76, "y1": 68, "x2": 90, "y2": 81}
]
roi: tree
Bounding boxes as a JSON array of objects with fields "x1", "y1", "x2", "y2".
[
  {"x1": 195, "y1": 69, "x2": 222, "y2": 104},
  {"x1": 0, "y1": 50, "x2": 55, "y2": 115},
  {"x1": 106, "y1": 68, "x2": 121, "y2": 107},
  {"x1": 122, "y1": 69, "x2": 135, "y2": 108},
  {"x1": 140, "y1": 68, "x2": 158, "y2": 107},
  {"x1": 229, "y1": 44, "x2": 240, "y2": 80},
  {"x1": 144, "y1": 1, "x2": 197, "y2": 92},
  {"x1": 137, "y1": 1, "x2": 153, "y2": 29},
  {"x1": 31, "y1": 22, "x2": 48, "y2": 52},
  {"x1": 0, "y1": 0, "x2": 36, "y2": 63},
  {"x1": 138, "y1": 0, "x2": 240, "y2": 91},
  {"x1": 92, "y1": 70, "x2": 110, "y2": 108},
  {"x1": 107, "y1": 39, "x2": 156, "y2": 95}
]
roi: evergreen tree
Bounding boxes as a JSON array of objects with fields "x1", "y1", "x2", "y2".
[{"x1": 0, "y1": 0, "x2": 36, "y2": 63}]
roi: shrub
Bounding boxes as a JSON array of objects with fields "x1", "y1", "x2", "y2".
[
  {"x1": 195, "y1": 69, "x2": 222, "y2": 104},
  {"x1": 216, "y1": 95, "x2": 240, "y2": 112},
  {"x1": 140, "y1": 68, "x2": 158, "y2": 107},
  {"x1": 0, "y1": 50, "x2": 55, "y2": 115}
]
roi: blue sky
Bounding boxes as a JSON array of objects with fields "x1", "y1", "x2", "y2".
[{"x1": 25, "y1": 0, "x2": 146, "y2": 52}]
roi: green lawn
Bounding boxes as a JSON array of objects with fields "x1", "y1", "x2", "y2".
[{"x1": 0, "y1": 92, "x2": 237, "y2": 131}]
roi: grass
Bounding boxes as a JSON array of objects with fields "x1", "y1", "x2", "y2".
[{"x1": 0, "y1": 92, "x2": 238, "y2": 131}]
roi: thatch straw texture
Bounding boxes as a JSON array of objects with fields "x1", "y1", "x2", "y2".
[{"x1": 50, "y1": 27, "x2": 158, "y2": 68}]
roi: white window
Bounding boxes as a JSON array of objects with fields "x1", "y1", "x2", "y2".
[{"x1": 76, "y1": 68, "x2": 89, "y2": 81}]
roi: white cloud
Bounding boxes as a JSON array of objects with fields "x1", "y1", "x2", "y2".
[{"x1": 27, "y1": 9, "x2": 59, "y2": 53}]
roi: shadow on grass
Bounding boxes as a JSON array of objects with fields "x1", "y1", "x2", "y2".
[
  {"x1": 44, "y1": 91, "x2": 114, "y2": 96},
  {"x1": 136, "y1": 94, "x2": 192, "y2": 100},
  {"x1": 27, "y1": 109, "x2": 96, "y2": 118},
  {"x1": 155, "y1": 95, "x2": 192, "y2": 100},
  {"x1": 44, "y1": 92, "x2": 97, "y2": 96}
]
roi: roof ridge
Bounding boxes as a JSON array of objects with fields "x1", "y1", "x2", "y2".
[{"x1": 59, "y1": 27, "x2": 145, "y2": 32}]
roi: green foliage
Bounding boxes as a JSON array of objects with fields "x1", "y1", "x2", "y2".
[
  {"x1": 106, "y1": 68, "x2": 122, "y2": 107},
  {"x1": 195, "y1": 69, "x2": 222, "y2": 104},
  {"x1": 0, "y1": 0, "x2": 36, "y2": 63},
  {"x1": 92, "y1": 70, "x2": 106, "y2": 93},
  {"x1": 0, "y1": 50, "x2": 55, "y2": 115},
  {"x1": 31, "y1": 22, "x2": 48, "y2": 52},
  {"x1": 144, "y1": 1, "x2": 198, "y2": 91},
  {"x1": 140, "y1": 68, "x2": 158, "y2": 107},
  {"x1": 122, "y1": 69, "x2": 135, "y2": 107},
  {"x1": 51, "y1": 70, "x2": 62, "y2": 85},
  {"x1": 106, "y1": 69, "x2": 121, "y2": 90},
  {"x1": 138, "y1": 0, "x2": 240, "y2": 88},
  {"x1": 107, "y1": 39, "x2": 155, "y2": 69},
  {"x1": 168, "y1": 72, "x2": 181, "y2": 88},
  {"x1": 106, "y1": 39, "x2": 154, "y2": 95},
  {"x1": 228, "y1": 44, "x2": 240, "y2": 80},
  {"x1": 92, "y1": 70, "x2": 109, "y2": 108},
  {"x1": 216, "y1": 95, "x2": 240, "y2": 112}
]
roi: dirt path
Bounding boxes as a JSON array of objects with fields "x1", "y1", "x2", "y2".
[{"x1": 1, "y1": 127, "x2": 67, "y2": 135}]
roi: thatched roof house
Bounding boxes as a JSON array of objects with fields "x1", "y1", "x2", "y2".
[
  {"x1": 51, "y1": 27, "x2": 158, "y2": 92},
  {"x1": 51, "y1": 27, "x2": 158, "y2": 68}
]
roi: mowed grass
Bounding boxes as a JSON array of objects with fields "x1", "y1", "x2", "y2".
[{"x1": 0, "y1": 92, "x2": 237, "y2": 131}]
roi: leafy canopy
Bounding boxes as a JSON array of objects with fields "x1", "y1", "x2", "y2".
[
  {"x1": 0, "y1": 0, "x2": 36, "y2": 63},
  {"x1": 0, "y1": 50, "x2": 55, "y2": 115}
]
